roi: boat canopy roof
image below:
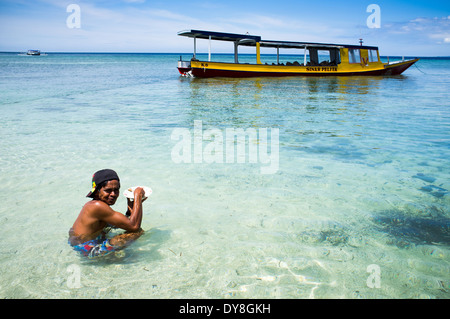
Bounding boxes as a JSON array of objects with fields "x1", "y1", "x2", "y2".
[
  {"x1": 178, "y1": 29, "x2": 378, "y2": 50},
  {"x1": 260, "y1": 40, "x2": 377, "y2": 50},
  {"x1": 177, "y1": 30, "x2": 261, "y2": 42}
]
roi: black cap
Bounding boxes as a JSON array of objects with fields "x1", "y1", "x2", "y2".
[{"x1": 86, "y1": 169, "x2": 120, "y2": 198}]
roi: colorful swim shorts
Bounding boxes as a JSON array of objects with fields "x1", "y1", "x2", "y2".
[{"x1": 70, "y1": 234, "x2": 118, "y2": 258}]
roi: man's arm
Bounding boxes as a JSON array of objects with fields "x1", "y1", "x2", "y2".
[
  {"x1": 95, "y1": 187, "x2": 145, "y2": 232},
  {"x1": 127, "y1": 187, "x2": 144, "y2": 231}
]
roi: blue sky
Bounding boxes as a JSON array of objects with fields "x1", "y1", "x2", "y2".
[{"x1": 0, "y1": 0, "x2": 449, "y2": 56}]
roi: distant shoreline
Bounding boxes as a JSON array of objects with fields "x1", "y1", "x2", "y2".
[{"x1": 1, "y1": 51, "x2": 449, "y2": 59}]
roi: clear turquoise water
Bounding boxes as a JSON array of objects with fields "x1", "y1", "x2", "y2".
[{"x1": 0, "y1": 52, "x2": 449, "y2": 298}]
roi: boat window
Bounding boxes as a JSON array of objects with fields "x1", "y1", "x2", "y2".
[
  {"x1": 305, "y1": 48, "x2": 340, "y2": 66},
  {"x1": 330, "y1": 49, "x2": 340, "y2": 65},
  {"x1": 318, "y1": 50, "x2": 330, "y2": 65},
  {"x1": 309, "y1": 49, "x2": 319, "y2": 65},
  {"x1": 348, "y1": 49, "x2": 361, "y2": 63},
  {"x1": 316, "y1": 50, "x2": 340, "y2": 66},
  {"x1": 368, "y1": 49, "x2": 379, "y2": 62}
]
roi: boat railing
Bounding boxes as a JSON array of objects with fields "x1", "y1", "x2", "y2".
[
  {"x1": 386, "y1": 56, "x2": 409, "y2": 65},
  {"x1": 178, "y1": 60, "x2": 191, "y2": 68}
]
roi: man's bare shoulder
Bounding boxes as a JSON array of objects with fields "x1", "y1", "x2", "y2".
[{"x1": 82, "y1": 200, "x2": 115, "y2": 216}]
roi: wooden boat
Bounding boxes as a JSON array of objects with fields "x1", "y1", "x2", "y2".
[{"x1": 177, "y1": 30, "x2": 418, "y2": 78}]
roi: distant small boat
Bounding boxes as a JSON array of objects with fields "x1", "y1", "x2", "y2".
[
  {"x1": 27, "y1": 50, "x2": 41, "y2": 56},
  {"x1": 177, "y1": 30, "x2": 419, "y2": 78}
]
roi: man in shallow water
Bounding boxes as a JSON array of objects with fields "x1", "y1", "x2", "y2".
[{"x1": 69, "y1": 169, "x2": 146, "y2": 258}]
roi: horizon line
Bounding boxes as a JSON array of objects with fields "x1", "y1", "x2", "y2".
[{"x1": 1, "y1": 51, "x2": 449, "y2": 58}]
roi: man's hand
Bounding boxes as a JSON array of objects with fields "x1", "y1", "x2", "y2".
[
  {"x1": 134, "y1": 187, "x2": 145, "y2": 201},
  {"x1": 126, "y1": 188, "x2": 146, "y2": 217}
]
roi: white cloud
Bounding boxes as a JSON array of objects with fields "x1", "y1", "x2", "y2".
[
  {"x1": 362, "y1": 15, "x2": 450, "y2": 55},
  {"x1": 382, "y1": 16, "x2": 450, "y2": 46}
]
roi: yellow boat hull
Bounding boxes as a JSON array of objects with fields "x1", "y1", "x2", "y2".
[{"x1": 188, "y1": 59, "x2": 419, "y2": 78}]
